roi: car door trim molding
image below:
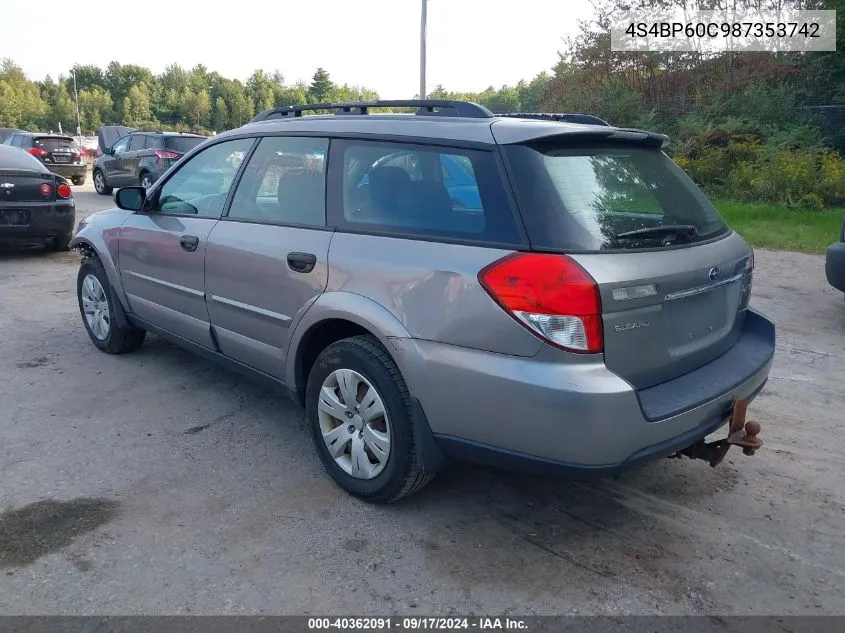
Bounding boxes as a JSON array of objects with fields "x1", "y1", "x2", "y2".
[
  {"x1": 122, "y1": 270, "x2": 206, "y2": 298},
  {"x1": 207, "y1": 294, "x2": 292, "y2": 325},
  {"x1": 663, "y1": 272, "x2": 744, "y2": 302}
]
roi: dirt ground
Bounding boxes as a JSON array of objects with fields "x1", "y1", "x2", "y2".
[{"x1": 0, "y1": 183, "x2": 843, "y2": 615}]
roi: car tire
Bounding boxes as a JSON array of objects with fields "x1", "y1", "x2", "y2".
[
  {"x1": 305, "y1": 334, "x2": 433, "y2": 503},
  {"x1": 77, "y1": 256, "x2": 146, "y2": 354},
  {"x1": 53, "y1": 233, "x2": 72, "y2": 252},
  {"x1": 93, "y1": 169, "x2": 112, "y2": 196},
  {"x1": 139, "y1": 172, "x2": 154, "y2": 189},
  {"x1": 71, "y1": 176, "x2": 85, "y2": 186}
]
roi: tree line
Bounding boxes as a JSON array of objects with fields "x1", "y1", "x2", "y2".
[{"x1": 0, "y1": 59, "x2": 553, "y2": 135}]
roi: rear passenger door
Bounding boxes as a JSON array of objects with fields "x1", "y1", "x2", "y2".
[
  {"x1": 204, "y1": 136, "x2": 331, "y2": 378},
  {"x1": 105, "y1": 135, "x2": 130, "y2": 185},
  {"x1": 123, "y1": 134, "x2": 147, "y2": 184}
]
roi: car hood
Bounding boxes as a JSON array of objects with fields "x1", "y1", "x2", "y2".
[{"x1": 97, "y1": 126, "x2": 136, "y2": 153}]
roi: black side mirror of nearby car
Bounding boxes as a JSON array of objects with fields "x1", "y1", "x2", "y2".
[{"x1": 115, "y1": 186, "x2": 146, "y2": 211}]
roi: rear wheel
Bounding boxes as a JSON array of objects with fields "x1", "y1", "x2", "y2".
[
  {"x1": 139, "y1": 172, "x2": 154, "y2": 189},
  {"x1": 77, "y1": 256, "x2": 145, "y2": 354},
  {"x1": 71, "y1": 176, "x2": 85, "y2": 186},
  {"x1": 93, "y1": 169, "x2": 112, "y2": 195},
  {"x1": 305, "y1": 335, "x2": 433, "y2": 503}
]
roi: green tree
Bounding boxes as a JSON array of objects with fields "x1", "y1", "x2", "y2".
[
  {"x1": 307, "y1": 68, "x2": 335, "y2": 102},
  {"x1": 181, "y1": 88, "x2": 211, "y2": 129},
  {"x1": 229, "y1": 90, "x2": 254, "y2": 126},
  {"x1": 212, "y1": 96, "x2": 228, "y2": 131},
  {"x1": 78, "y1": 86, "x2": 114, "y2": 131},
  {"x1": 0, "y1": 59, "x2": 45, "y2": 128},
  {"x1": 122, "y1": 84, "x2": 152, "y2": 127}
]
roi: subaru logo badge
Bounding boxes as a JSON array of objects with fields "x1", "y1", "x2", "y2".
[{"x1": 708, "y1": 266, "x2": 721, "y2": 281}]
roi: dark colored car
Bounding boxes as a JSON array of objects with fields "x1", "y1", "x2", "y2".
[
  {"x1": 2, "y1": 132, "x2": 88, "y2": 185},
  {"x1": 0, "y1": 128, "x2": 25, "y2": 144},
  {"x1": 825, "y1": 215, "x2": 845, "y2": 297},
  {"x1": 0, "y1": 144, "x2": 75, "y2": 251},
  {"x1": 92, "y1": 130, "x2": 208, "y2": 195}
]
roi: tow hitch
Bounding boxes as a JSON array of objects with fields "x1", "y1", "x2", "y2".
[{"x1": 672, "y1": 399, "x2": 763, "y2": 468}]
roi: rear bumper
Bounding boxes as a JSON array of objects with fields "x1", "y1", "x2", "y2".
[
  {"x1": 401, "y1": 309, "x2": 774, "y2": 474},
  {"x1": 825, "y1": 242, "x2": 845, "y2": 292},
  {"x1": 0, "y1": 202, "x2": 76, "y2": 244},
  {"x1": 47, "y1": 164, "x2": 87, "y2": 179}
]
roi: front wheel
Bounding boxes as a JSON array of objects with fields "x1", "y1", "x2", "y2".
[
  {"x1": 305, "y1": 335, "x2": 433, "y2": 503},
  {"x1": 93, "y1": 169, "x2": 112, "y2": 195},
  {"x1": 77, "y1": 257, "x2": 146, "y2": 354}
]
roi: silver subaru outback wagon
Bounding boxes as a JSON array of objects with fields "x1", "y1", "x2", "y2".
[{"x1": 71, "y1": 100, "x2": 775, "y2": 502}]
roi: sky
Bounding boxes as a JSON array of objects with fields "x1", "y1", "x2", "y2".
[{"x1": 1, "y1": 0, "x2": 594, "y2": 96}]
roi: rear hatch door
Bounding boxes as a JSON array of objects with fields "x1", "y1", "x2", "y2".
[
  {"x1": 34, "y1": 136, "x2": 78, "y2": 166},
  {"x1": 500, "y1": 134, "x2": 753, "y2": 389}
]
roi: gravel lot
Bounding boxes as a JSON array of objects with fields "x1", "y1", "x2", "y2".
[{"x1": 1, "y1": 182, "x2": 844, "y2": 615}]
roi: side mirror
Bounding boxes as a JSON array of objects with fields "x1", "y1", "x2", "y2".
[
  {"x1": 105, "y1": 146, "x2": 115, "y2": 155},
  {"x1": 114, "y1": 186, "x2": 146, "y2": 211}
]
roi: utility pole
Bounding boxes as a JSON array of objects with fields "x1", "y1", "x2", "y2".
[
  {"x1": 419, "y1": 0, "x2": 427, "y2": 99},
  {"x1": 71, "y1": 66, "x2": 82, "y2": 137}
]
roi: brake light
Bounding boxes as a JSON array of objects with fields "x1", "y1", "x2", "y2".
[
  {"x1": 153, "y1": 150, "x2": 181, "y2": 160},
  {"x1": 56, "y1": 183, "x2": 72, "y2": 199},
  {"x1": 39, "y1": 183, "x2": 53, "y2": 196},
  {"x1": 28, "y1": 147, "x2": 47, "y2": 157},
  {"x1": 478, "y1": 253, "x2": 603, "y2": 353}
]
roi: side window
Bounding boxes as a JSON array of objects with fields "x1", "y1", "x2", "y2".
[
  {"x1": 146, "y1": 136, "x2": 164, "y2": 150},
  {"x1": 228, "y1": 136, "x2": 328, "y2": 226},
  {"x1": 340, "y1": 141, "x2": 519, "y2": 241},
  {"x1": 128, "y1": 135, "x2": 146, "y2": 151},
  {"x1": 153, "y1": 138, "x2": 254, "y2": 218},
  {"x1": 111, "y1": 136, "x2": 130, "y2": 154}
]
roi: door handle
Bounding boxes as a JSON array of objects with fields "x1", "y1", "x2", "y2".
[
  {"x1": 180, "y1": 235, "x2": 200, "y2": 252},
  {"x1": 287, "y1": 252, "x2": 317, "y2": 273}
]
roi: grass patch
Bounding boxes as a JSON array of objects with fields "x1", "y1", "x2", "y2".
[{"x1": 715, "y1": 200, "x2": 843, "y2": 254}]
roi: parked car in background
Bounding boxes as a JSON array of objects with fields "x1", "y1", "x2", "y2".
[
  {"x1": 825, "y1": 215, "x2": 845, "y2": 299},
  {"x1": 2, "y1": 132, "x2": 87, "y2": 185},
  {"x1": 92, "y1": 129, "x2": 208, "y2": 195},
  {"x1": 0, "y1": 128, "x2": 25, "y2": 144},
  {"x1": 71, "y1": 100, "x2": 775, "y2": 503},
  {"x1": 0, "y1": 144, "x2": 75, "y2": 251}
]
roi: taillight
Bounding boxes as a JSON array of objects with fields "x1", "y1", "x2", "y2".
[
  {"x1": 56, "y1": 182, "x2": 72, "y2": 199},
  {"x1": 28, "y1": 147, "x2": 47, "y2": 158},
  {"x1": 478, "y1": 252, "x2": 603, "y2": 353},
  {"x1": 153, "y1": 150, "x2": 181, "y2": 160},
  {"x1": 39, "y1": 183, "x2": 53, "y2": 196}
]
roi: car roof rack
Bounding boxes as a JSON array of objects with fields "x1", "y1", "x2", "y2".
[
  {"x1": 250, "y1": 99, "x2": 494, "y2": 122},
  {"x1": 495, "y1": 112, "x2": 611, "y2": 126}
]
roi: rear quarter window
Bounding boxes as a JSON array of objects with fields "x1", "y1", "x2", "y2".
[
  {"x1": 334, "y1": 140, "x2": 523, "y2": 246},
  {"x1": 164, "y1": 136, "x2": 206, "y2": 153},
  {"x1": 505, "y1": 142, "x2": 729, "y2": 252}
]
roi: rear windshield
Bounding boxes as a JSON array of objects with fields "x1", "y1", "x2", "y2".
[
  {"x1": 34, "y1": 137, "x2": 75, "y2": 151},
  {"x1": 163, "y1": 136, "x2": 206, "y2": 153},
  {"x1": 505, "y1": 143, "x2": 729, "y2": 251}
]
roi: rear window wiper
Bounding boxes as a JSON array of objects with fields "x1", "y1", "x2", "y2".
[{"x1": 614, "y1": 225, "x2": 698, "y2": 240}]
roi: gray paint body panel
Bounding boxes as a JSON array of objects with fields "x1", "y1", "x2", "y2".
[
  {"x1": 325, "y1": 233, "x2": 544, "y2": 357},
  {"x1": 204, "y1": 221, "x2": 332, "y2": 378}
]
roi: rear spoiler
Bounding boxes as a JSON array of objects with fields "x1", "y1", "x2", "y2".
[{"x1": 491, "y1": 119, "x2": 670, "y2": 149}]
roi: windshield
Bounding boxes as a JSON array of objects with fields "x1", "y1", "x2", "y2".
[
  {"x1": 505, "y1": 143, "x2": 729, "y2": 251},
  {"x1": 164, "y1": 136, "x2": 206, "y2": 153}
]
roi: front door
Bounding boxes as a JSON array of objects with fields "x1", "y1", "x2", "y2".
[
  {"x1": 118, "y1": 137, "x2": 256, "y2": 348},
  {"x1": 204, "y1": 136, "x2": 331, "y2": 378}
]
